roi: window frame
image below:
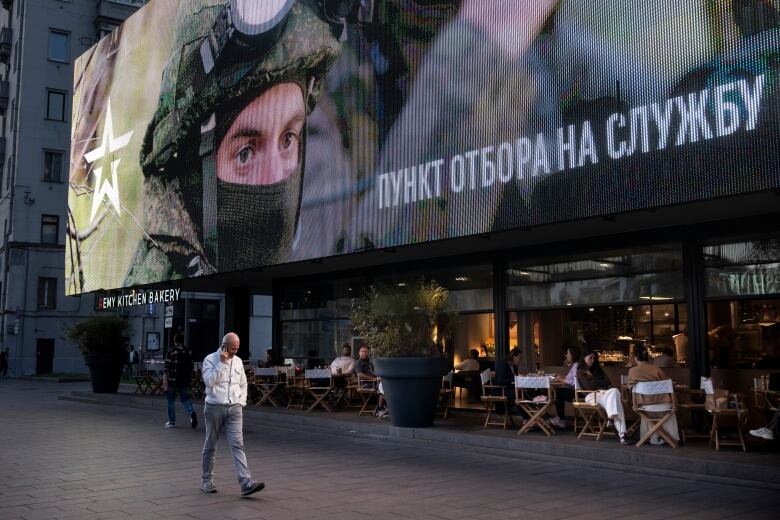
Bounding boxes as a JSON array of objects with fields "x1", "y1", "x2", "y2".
[
  {"x1": 47, "y1": 29, "x2": 70, "y2": 63},
  {"x1": 45, "y1": 89, "x2": 67, "y2": 122},
  {"x1": 40, "y1": 214, "x2": 59, "y2": 245},
  {"x1": 42, "y1": 149, "x2": 64, "y2": 183},
  {"x1": 37, "y1": 277, "x2": 58, "y2": 310}
]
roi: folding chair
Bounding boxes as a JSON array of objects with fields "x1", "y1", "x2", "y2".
[
  {"x1": 480, "y1": 370, "x2": 510, "y2": 429},
  {"x1": 356, "y1": 374, "x2": 379, "y2": 416},
  {"x1": 286, "y1": 375, "x2": 309, "y2": 410},
  {"x1": 620, "y1": 374, "x2": 641, "y2": 437},
  {"x1": 345, "y1": 376, "x2": 363, "y2": 409},
  {"x1": 134, "y1": 371, "x2": 152, "y2": 394},
  {"x1": 702, "y1": 377, "x2": 747, "y2": 452},
  {"x1": 305, "y1": 369, "x2": 334, "y2": 412},
  {"x1": 253, "y1": 367, "x2": 282, "y2": 407},
  {"x1": 438, "y1": 372, "x2": 454, "y2": 419},
  {"x1": 572, "y1": 377, "x2": 610, "y2": 440},
  {"x1": 632, "y1": 379, "x2": 678, "y2": 448},
  {"x1": 515, "y1": 376, "x2": 555, "y2": 436}
]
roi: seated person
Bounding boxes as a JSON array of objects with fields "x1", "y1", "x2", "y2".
[
  {"x1": 627, "y1": 345, "x2": 679, "y2": 445},
  {"x1": 257, "y1": 348, "x2": 274, "y2": 368},
  {"x1": 330, "y1": 343, "x2": 355, "y2": 376},
  {"x1": 455, "y1": 349, "x2": 481, "y2": 372},
  {"x1": 577, "y1": 350, "x2": 628, "y2": 444},
  {"x1": 492, "y1": 347, "x2": 526, "y2": 423},
  {"x1": 653, "y1": 346, "x2": 676, "y2": 368},
  {"x1": 453, "y1": 349, "x2": 482, "y2": 401},
  {"x1": 354, "y1": 346, "x2": 387, "y2": 417},
  {"x1": 548, "y1": 345, "x2": 580, "y2": 429},
  {"x1": 750, "y1": 408, "x2": 779, "y2": 441}
]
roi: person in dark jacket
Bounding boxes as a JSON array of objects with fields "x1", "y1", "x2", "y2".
[
  {"x1": 163, "y1": 333, "x2": 196, "y2": 429},
  {"x1": 577, "y1": 350, "x2": 627, "y2": 443}
]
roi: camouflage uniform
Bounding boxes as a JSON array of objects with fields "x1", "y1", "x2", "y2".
[{"x1": 126, "y1": 0, "x2": 340, "y2": 285}]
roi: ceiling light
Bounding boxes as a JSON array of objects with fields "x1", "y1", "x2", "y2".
[
  {"x1": 588, "y1": 307, "x2": 595, "y2": 312},
  {"x1": 455, "y1": 276, "x2": 469, "y2": 282},
  {"x1": 397, "y1": 282, "x2": 406, "y2": 287}
]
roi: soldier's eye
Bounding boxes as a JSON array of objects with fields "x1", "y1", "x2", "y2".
[
  {"x1": 280, "y1": 131, "x2": 298, "y2": 151},
  {"x1": 237, "y1": 146, "x2": 252, "y2": 164}
]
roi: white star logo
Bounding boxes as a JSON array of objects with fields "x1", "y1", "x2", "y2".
[{"x1": 84, "y1": 98, "x2": 134, "y2": 224}]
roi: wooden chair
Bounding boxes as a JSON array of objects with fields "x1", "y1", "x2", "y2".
[
  {"x1": 438, "y1": 372, "x2": 454, "y2": 419},
  {"x1": 619, "y1": 374, "x2": 641, "y2": 437},
  {"x1": 676, "y1": 385, "x2": 708, "y2": 443},
  {"x1": 480, "y1": 370, "x2": 510, "y2": 429},
  {"x1": 632, "y1": 379, "x2": 678, "y2": 448},
  {"x1": 515, "y1": 376, "x2": 555, "y2": 436},
  {"x1": 702, "y1": 377, "x2": 748, "y2": 452},
  {"x1": 345, "y1": 376, "x2": 362, "y2": 409},
  {"x1": 356, "y1": 374, "x2": 379, "y2": 416},
  {"x1": 572, "y1": 377, "x2": 609, "y2": 440},
  {"x1": 253, "y1": 367, "x2": 282, "y2": 407},
  {"x1": 305, "y1": 369, "x2": 334, "y2": 412},
  {"x1": 286, "y1": 375, "x2": 309, "y2": 410}
]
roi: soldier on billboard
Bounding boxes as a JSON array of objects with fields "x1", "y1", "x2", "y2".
[{"x1": 125, "y1": 0, "x2": 341, "y2": 285}]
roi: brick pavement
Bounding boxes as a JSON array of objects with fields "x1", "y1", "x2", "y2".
[{"x1": 1, "y1": 379, "x2": 779, "y2": 520}]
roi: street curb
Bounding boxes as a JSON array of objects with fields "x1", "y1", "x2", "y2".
[
  {"x1": 60, "y1": 390, "x2": 780, "y2": 490},
  {"x1": 20, "y1": 376, "x2": 90, "y2": 383}
]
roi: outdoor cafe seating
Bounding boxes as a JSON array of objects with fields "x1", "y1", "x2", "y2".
[
  {"x1": 480, "y1": 369, "x2": 510, "y2": 429},
  {"x1": 305, "y1": 368, "x2": 334, "y2": 412},
  {"x1": 631, "y1": 379, "x2": 679, "y2": 448},
  {"x1": 572, "y1": 376, "x2": 611, "y2": 440},
  {"x1": 515, "y1": 375, "x2": 556, "y2": 436},
  {"x1": 252, "y1": 367, "x2": 282, "y2": 407},
  {"x1": 702, "y1": 377, "x2": 748, "y2": 452}
]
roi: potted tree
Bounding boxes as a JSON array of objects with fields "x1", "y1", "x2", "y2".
[
  {"x1": 65, "y1": 316, "x2": 130, "y2": 393},
  {"x1": 351, "y1": 280, "x2": 453, "y2": 428}
]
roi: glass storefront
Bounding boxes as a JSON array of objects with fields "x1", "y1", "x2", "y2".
[
  {"x1": 704, "y1": 238, "x2": 780, "y2": 371},
  {"x1": 278, "y1": 264, "x2": 494, "y2": 371},
  {"x1": 506, "y1": 244, "x2": 687, "y2": 370}
]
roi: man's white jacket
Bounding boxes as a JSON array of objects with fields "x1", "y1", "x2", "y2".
[{"x1": 202, "y1": 348, "x2": 247, "y2": 406}]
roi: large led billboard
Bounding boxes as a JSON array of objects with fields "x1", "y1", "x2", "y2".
[{"x1": 67, "y1": 0, "x2": 780, "y2": 295}]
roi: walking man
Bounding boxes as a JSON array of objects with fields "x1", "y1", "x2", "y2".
[
  {"x1": 201, "y1": 332, "x2": 264, "y2": 496},
  {"x1": 162, "y1": 333, "x2": 197, "y2": 429}
]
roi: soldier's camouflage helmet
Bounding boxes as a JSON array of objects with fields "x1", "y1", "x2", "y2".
[{"x1": 140, "y1": 0, "x2": 340, "y2": 176}]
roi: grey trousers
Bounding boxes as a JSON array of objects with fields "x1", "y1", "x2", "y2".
[{"x1": 202, "y1": 403, "x2": 253, "y2": 488}]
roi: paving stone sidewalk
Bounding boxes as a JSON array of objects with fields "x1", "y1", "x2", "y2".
[{"x1": 0, "y1": 380, "x2": 778, "y2": 520}]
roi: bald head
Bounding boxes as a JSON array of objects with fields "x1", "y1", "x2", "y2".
[{"x1": 221, "y1": 332, "x2": 240, "y2": 357}]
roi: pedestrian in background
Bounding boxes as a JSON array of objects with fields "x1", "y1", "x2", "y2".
[
  {"x1": 200, "y1": 332, "x2": 264, "y2": 497},
  {"x1": 163, "y1": 333, "x2": 197, "y2": 429},
  {"x1": 0, "y1": 348, "x2": 8, "y2": 380}
]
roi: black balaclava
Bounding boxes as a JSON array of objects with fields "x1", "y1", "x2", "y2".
[{"x1": 213, "y1": 87, "x2": 304, "y2": 272}]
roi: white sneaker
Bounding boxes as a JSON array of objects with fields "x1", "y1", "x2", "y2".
[
  {"x1": 164, "y1": 422, "x2": 176, "y2": 428},
  {"x1": 377, "y1": 409, "x2": 388, "y2": 418},
  {"x1": 749, "y1": 427, "x2": 775, "y2": 440}
]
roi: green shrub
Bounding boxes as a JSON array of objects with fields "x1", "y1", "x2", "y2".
[{"x1": 350, "y1": 280, "x2": 455, "y2": 357}]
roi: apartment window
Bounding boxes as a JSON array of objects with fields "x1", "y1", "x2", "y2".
[
  {"x1": 41, "y1": 215, "x2": 59, "y2": 245},
  {"x1": 48, "y1": 30, "x2": 70, "y2": 63},
  {"x1": 43, "y1": 150, "x2": 63, "y2": 182},
  {"x1": 46, "y1": 90, "x2": 66, "y2": 121},
  {"x1": 37, "y1": 277, "x2": 57, "y2": 310}
]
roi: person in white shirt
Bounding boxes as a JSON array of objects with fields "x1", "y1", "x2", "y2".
[
  {"x1": 200, "y1": 332, "x2": 264, "y2": 497},
  {"x1": 455, "y1": 349, "x2": 481, "y2": 372},
  {"x1": 330, "y1": 344, "x2": 355, "y2": 376}
]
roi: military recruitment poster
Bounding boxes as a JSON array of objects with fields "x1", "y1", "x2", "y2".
[{"x1": 67, "y1": 0, "x2": 780, "y2": 295}]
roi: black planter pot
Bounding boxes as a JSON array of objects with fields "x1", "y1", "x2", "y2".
[
  {"x1": 84, "y1": 354, "x2": 124, "y2": 393},
  {"x1": 373, "y1": 357, "x2": 449, "y2": 428}
]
